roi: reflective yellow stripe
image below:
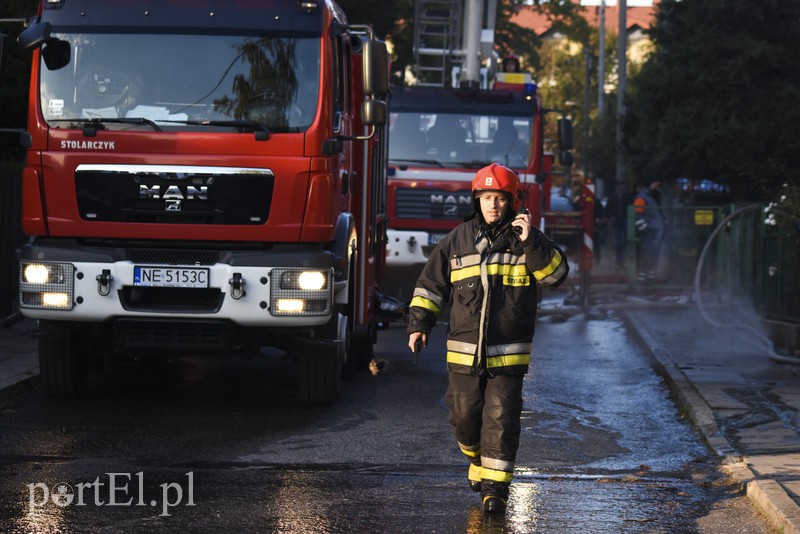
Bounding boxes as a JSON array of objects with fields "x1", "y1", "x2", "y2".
[
  {"x1": 481, "y1": 466, "x2": 513, "y2": 483},
  {"x1": 534, "y1": 250, "x2": 563, "y2": 281},
  {"x1": 459, "y1": 443, "x2": 481, "y2": 458},
  {"x1": 409, "y1": 296, "x2": 441, "y2": 316},
  {"x1": 452, "y1": 261, "x2": 532, "y2": 283},
  {"x1": 451, "y1": 265, "x2": 480, "y2": 283},
  {"x1": 486, "y1": 353, "x2": 530, "y2": 368},
  {"x1": 447, "y1": 351, "x2": 475, "y2": 366},
  {"x1": 486, "y1": 263, "x2": 528, "y2": 277},
  {"x1": 469, "y1": 463, "x2": 482, "y2": 482}
]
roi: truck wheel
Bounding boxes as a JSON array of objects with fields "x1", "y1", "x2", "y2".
[
  {"x1": 298, "y1": 343, "x2": 341, "y2": 406},
  {"x1": 349, "y1": 323, "x2": 375, "y2": 369},
  {"x1": 38, "y1": 321, "x2": 90, "y2": 398}
]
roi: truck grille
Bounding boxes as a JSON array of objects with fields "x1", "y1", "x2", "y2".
[
  {"x1": 75, "y1": 164, "x2": 274, "y2": 225},
  {"x1": 127, "y1": 248, "x2": 221, "y2": 265},
  {"x1": 119, "y1": 287, "x2": 223, "y2": 312},
  {"x1": 394, "y1": 187, "x2": 473, "y2": 220}
]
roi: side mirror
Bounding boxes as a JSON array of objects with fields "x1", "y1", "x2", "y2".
[
  {"x1": 559, "y1": 150, "x2": 574, "y2": 167},
  {"x1": 363, "y1": 39, "x2": 389, "y2": 97},
  {"x1": 18, "y1": 20, "x2": 52, "y2": 52},
  {"x1": 361, "y1": 99, "x2": 387, "y2": 127},
  {"x1": 557, "y1": 117, "x2": 573, "y2": 151},
  {"x1": 41, "y1": 38, "x2": 70, "y2": 71}
]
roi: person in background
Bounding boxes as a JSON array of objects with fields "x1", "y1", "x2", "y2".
[
  {"x1": 501, "y1": 54, "x2": 520, "y2": 73},
  {"x1": 605, "y1": 180, "x2": 632, "y2": 268},
  {"x1": 406, "y1": 163, "x2": 569, "y2": 514},
  {"x1": 633, "y1": 178, "x2": 665, "y2": 283},
  {"x1": 426, "y1": 114, "x2": 468, "y2": 161}
]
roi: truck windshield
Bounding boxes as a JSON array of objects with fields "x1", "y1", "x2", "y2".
[
  {"x1": 40, "y1": 32, "x2": 320, "y2": 133},
  {"x1": 389, "y1": 111, "x2": 531, "y2": 169}
]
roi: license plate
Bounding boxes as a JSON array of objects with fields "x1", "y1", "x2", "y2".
[
  {"x1": 133, "y1": 266, "x2": 209, "y2": 288},
  {"x1": 428, "y1": 233, "x2": 447, "y2": 246}
]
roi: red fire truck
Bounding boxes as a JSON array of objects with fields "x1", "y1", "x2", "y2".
[
  {"x1": 1, "y1": 0, "x2": 389, "y2": 405},
  {"x1": 386, "y1": 0, "x2": 572, "y2": 280},
  {"x1": 386, "y1": 85, "x2": 572, "y2": 269}
]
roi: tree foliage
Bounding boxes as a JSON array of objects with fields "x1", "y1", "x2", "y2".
[
  {"x1": 494, "y1": 0, "x2": 542, "y2": 71},
  {"x1": 0, "y1": 0, "x2": 38, "y2": 163},
  {"x1": 623, "y1": 0, "x2": 800, "y2": 202}
]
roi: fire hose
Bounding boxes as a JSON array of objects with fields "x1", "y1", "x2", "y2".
[{"x1": 694, "y1": 205, "x2": 800, "y2": 365}]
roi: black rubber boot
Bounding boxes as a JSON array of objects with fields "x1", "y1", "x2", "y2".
[
  {"x1": 483, "y1": 496, "x2": 507, "y2": 514},
  {"x1": 481, "y1": 480, "x2": 509, "y2": 513}
]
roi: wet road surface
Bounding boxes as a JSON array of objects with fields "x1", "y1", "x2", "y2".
[{"x1": 0, "y1": 302, "x2": 773, "y2": 532}]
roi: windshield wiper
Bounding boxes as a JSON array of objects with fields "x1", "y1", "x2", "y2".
[
  {"x1": 160, "y1": 119, "x2": 271, "y2": 139},
  {"x1": 49, "y1": 117, "x2": 163, "y2": 135},
  {"x1": 389, "y1": 158, "x2": 444, "y2": 168},
  {"x1": 453, "y1": 160, "x2": 491, "y2": 169},
  {"x1": 82, "y1": 117, "x2": 163, "y2": 134}
]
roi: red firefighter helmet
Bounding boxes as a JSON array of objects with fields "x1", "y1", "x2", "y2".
[{"x1": 471, "y1": 163, "x2": 523, "y2": 211}]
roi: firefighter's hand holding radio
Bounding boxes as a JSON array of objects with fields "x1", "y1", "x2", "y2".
[
  {"x1": 407, "y1": 332, "x2": 426, "y2": 354},
  {"x1": 406, "y1": 163, "x2": 569, "y2": 514},
  {"x1": 511, "y1": 207, "x2": 531, "y2": 242}
]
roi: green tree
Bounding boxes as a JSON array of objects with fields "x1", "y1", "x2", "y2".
[
  {"x1": 0, "y1": 0, "x2": 38, "y2": 164},
  {"x1": 623, "y1": 0, "x2": 800, "y2": 203},
  {"x1": 336, "y1": 0, "x2": 414, "y2": 86}
]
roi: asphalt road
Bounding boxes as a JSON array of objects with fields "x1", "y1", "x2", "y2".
[{"x1": 0, "y1": 300, "x2": 772, "y2": 533}]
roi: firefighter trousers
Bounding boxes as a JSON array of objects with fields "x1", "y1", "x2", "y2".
[{"x1": 445, "y1": 372, "x2": 524, "y2": 499}]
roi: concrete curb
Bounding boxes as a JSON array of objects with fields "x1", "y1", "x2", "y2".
[
  {"x1": 620, "y1": 309, "x2": 800, "y2": 534},
  {"x1": 0, "y1": 368, "x2": 39, "y2": 402},
  {"x1": 0, "y1": 318, "x2": 39, "y2": 401},
  {"x1": 748, "y1": 480, "x2": 800, "y2": 534}
]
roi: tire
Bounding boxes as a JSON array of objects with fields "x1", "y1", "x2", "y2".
[
  {"x1": 298, "y1": 342, "x2": 341, "y2": 406},
  {"x1": 349, "y1": 323, "x2": 375, "y2": 370},
  {"x1": 38, "y1": 321, "x2": 90, "y2": 398}
]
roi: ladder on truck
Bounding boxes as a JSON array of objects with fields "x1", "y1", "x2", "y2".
[{"x1": 413, "y1": 0, "x2": 462, "y2": 87}]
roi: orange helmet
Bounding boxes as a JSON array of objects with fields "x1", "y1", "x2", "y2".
[{"x1": 471, "y1": 163, "x2": 523, "y2": 211}]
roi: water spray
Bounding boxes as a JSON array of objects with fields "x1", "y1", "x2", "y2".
[{"x1": 694, "y1": 205, "x2": 800, "y2": 365}]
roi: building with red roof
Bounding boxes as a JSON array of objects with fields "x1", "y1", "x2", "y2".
[{"x1": 511, "y1": 1, "x2": 659, "y2": 63}]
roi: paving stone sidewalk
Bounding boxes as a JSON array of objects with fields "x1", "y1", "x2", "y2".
[{"x1": 623, "y1": 305, "x2": 800, "y2": 534}]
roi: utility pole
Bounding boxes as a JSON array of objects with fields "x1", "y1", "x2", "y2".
[
  {"x1": 584, "y1": 46, "x2": 592, "y2": 181},
  {"x1": 598, "y1": 0, "x2": 606, "y2": 114},
  {"x1": 460, "y1": 0, "x2": 484, "y2": 88},
  {"x1": 615, "y1": 0, "x2": 627, "y2": 183}
]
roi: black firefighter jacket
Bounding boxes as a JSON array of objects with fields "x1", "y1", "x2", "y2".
[{"x1": 408, "y1": 217, "x2": 569, "y2": 376}]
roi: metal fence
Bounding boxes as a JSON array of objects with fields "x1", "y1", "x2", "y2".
[{"x1": 627, "y1": 203, "x2": 799, "y2": 323}]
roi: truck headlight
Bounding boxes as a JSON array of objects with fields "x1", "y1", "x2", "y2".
[
  {"x1": 19, "y1": 261, "x2": 75, "y2": 310},
  {"x1": 297, "y1": 271, "x2": 325, "y2": 290},
  {"x1": 270, "y1": 268, "x2": 332, "y2": 316}
]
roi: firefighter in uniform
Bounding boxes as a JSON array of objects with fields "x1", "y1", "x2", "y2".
[{"x1": 407, "y1": 163, "x2": 569, "y2": 513}]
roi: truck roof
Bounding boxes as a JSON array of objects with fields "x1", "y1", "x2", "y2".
[
  {"x1": 40, "y1": 0, "x2": 328, "y2": 33},
  {"x1": 390, "y1": 86, "x2": 539, "y2": 116}
]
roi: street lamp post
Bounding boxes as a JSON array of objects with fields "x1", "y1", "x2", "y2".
[{"x1": 615, "y1": 0, "x2": 627, "y2": 183}]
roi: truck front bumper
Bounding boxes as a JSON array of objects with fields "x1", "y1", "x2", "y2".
[
  {"x1": 18, "y1": 240, "x2": 340, "y2": 327},
  {"x1": 385, "y1": 229, "x2": 448, "y2": 267}
]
